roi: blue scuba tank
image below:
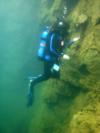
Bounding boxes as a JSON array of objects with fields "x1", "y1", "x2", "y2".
[
  {"x1": 38, "y1": 40, "x2": 46, "y2": 60},
  {"x1": 38, "y1": 30, "x2": 49, "y2": 60}
]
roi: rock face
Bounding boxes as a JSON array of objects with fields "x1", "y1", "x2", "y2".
[{"x1": 29, "y1": 0, "x2": 100, "y2": 133}]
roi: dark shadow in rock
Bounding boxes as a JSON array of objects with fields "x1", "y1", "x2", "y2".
[
  {"x1": 79, "y1": 64, "x2": 90, "y2": 75},
  {"x1": 95, "y1": 17, "x2": 100, "y2": 25},
  {"x1": 64, "y1": 0, "x2": 80, "y2": 12},
  {"x1": 45, "y1": 82, "x2": 81, "y2": 110}
]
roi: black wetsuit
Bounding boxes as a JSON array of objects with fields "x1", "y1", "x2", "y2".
[{"x1": 27, "y1": 30, "x2": 64, "y2": 106}]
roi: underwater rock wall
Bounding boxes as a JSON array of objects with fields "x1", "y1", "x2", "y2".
[{"x1": 29, "y1": 0, "x2": 100, "y2": 133}]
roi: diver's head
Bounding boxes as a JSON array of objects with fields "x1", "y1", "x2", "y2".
[
  {"x1": 45, "y1": 25, "x2": 50, "y2": 30},
  {"x1": 45, "y1": 25, "x2": 52, "y2": 32},
  {"x1": 57, "y1": 21, "x2": 65, "y2": 29},
  {"x1": 53, "y1": 20, "x2": 67, "y2": 36}
]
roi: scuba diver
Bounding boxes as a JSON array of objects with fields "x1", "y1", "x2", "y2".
[
  {"x1": 27, "y1": 20, "x2": 67, "y2": 106},
  {"x1": 27, "y1": 19, "x2": 80, "y2": 107}
]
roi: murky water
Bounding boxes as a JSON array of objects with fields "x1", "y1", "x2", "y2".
[
  {"x1": 0, "y1": 0, "x2": 81, "y2": 133},
  {"x1": 0, "y1": 0, "x2": 42, "y2": 133}
]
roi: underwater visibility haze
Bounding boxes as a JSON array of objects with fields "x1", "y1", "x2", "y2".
[
  {"x1": 0, "y1": 0, "x2": 42, "y2": 133},
  {"x1": 0, "y1": 0, "x2": 100, "y2": 133}
]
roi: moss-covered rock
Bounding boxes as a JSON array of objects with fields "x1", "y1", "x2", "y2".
[
  {"x1": 29, "y1": 0, "x2": 100, "y2": 133},
  {"x1": 69, "y1": 91, "x2": 100, "y2": 133},
  {"x1": 39, "y1": 0, "x2": 63, "y2": 25}
]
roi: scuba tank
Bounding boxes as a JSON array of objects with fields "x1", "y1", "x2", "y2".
[{"x1": 38, "y1": 30, "x2": 49, "y2": 60}]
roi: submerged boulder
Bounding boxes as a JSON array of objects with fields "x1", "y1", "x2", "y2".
[{"x1": 29, "y1": 0, "x2": 100, "y2": 133}]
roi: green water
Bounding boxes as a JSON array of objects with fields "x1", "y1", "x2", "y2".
[{"x1": 0, "y1": 0, "x2": 42, "y2": 133}]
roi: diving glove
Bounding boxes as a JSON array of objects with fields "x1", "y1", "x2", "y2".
[
  {"x1": 72, "y1": 36, "x2": 80, "y2": 42},
  {"x1": 63, "y1": 54, "x2": 70, "y2": 60}
]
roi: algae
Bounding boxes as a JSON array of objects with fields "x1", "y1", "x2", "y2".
[{"x1": 29, "y1": 0, "x2": 100, "y2": 133}]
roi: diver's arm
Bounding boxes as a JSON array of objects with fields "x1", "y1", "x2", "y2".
[{"x1": 66, "y1": 36, "x2": 80, "y2": 47}]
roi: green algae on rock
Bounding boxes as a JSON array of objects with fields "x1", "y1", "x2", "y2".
[{"x1": 29, "y1": 0, "x2": 100, "y2": 133}]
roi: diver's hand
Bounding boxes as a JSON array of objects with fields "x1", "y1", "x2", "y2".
[
  {"x1": 72, "y1": 36, "x2": 80, "y2": 42},
  {"x1": 67, "y1": 36, "x2": 80, "y2": 46},
  {"x1": 63, "y1": 54, "x2": 70, "y2": 60}
]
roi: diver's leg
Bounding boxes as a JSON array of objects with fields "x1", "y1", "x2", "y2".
[
  {"x1": 27, "y1": 74, "x2": 49, "y2": 107},
  {"x1": 27, "y1": 62, "x2": 52, "y2": 107}
]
